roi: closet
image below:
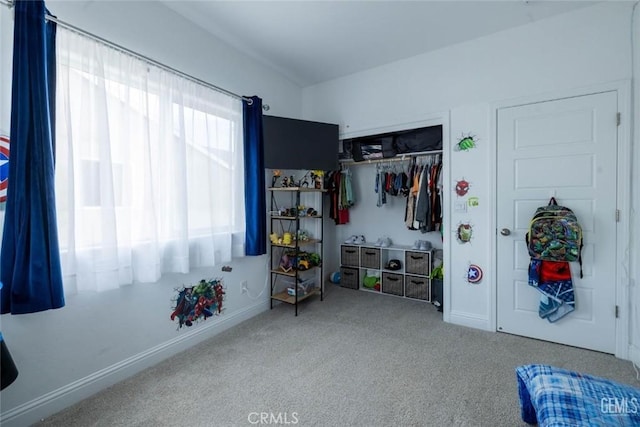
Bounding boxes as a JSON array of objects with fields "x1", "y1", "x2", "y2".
[{"x1": 330, "y1": 123, "x2": 444, "y2": 305}]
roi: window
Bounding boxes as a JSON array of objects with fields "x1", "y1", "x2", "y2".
[{"x1": 55, "y1": 29, "x2": 245, "y2": 292}]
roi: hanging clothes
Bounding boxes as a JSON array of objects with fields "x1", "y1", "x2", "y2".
[
  {"x1": 405, "y1": 163, "x2": 419, "y2": 228},
  {"x1": 375, "y1": 165, "x2": 387, "y2": 208},
  {"x1": 431, "y1": 161, "x2": 443, "y2": 232},
  {"x1": 326, "y1": 168, "x2": 355, "y2": 225},
  {"x1": 404, "y1": 155, "x2": 443, "y2": 232},
  {"x1": 414, "y1": 161, "x2": 431, "y2": 230}
]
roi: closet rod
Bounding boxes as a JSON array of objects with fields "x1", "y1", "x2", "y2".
[
  {"x1": 339, "y1": 149, "x2": 442, "y2": 166},
  {"x1": 0, "y1": 0, "x2": 270, "y2": 110}
]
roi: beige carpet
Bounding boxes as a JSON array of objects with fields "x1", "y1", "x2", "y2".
[{"x1": 35, "y1": 284, "x2": 639, "y2": 426}]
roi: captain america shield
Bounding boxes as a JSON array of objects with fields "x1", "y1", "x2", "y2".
[
  {"x1": 0, "y1": 134, "x2": 9, "y2": 203},
  {"x1": 467, "y1": 264, "x2": 483, "y2": 284}
]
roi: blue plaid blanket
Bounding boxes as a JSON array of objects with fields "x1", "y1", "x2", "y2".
[{"x1": 516, "y1": 364, "x2": 640, "y2": 426}]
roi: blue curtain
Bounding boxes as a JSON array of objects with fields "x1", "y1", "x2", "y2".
[
  {"x1": 242, "y1": 96, "x2": 266, "y2": 256},
  {"x1": 1, "y1": 0, "x2": 65, "y2": 314}
]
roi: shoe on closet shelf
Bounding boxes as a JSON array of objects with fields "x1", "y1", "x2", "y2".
[
  {"x1": 412, "y1": 240, "x2": 421, "y2": 250},
  {"x1": 354, "y1": 235, "x2": 366, "y2": 245},
  {"x1": 418, "y1": 240, "x2": 432, "y2": 251},
  {"x1": 380, "y1": 237, "x2": 392, "y2": 248},
  {"x1": 374, "y1": 238, "x2": 383, "y2": 247},
  {"x1": 344, "y1": 235, "x2": 357, "y2": 244}
]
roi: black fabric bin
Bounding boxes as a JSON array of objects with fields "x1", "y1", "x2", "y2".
[
  {"x1": 394, "y1": 126, "x2": 442, "y2": 154},
  {"x1": 1, "y1": 334, "x2": 19, "y2": 390}
]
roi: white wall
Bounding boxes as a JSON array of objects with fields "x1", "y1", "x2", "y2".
[
  {"x1": 0, "y1": 0, "x2": 11, "y2": 131},
  {"x1": 303, "y1": 2, "x2": 637, "y2": 336},
  {"x1": 0, "y1": 2, "x2": 303, "y2": 426},
  {"x1": 631, "y1": 1, "x2": 640, "y2": 368}
]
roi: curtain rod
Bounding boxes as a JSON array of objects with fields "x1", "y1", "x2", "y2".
[{"x1": 0, "y1": 0, "x2": 270, "y2": 110}]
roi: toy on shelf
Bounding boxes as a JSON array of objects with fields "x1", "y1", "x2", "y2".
[
  {"x1": 282, "y1": 232, "x2": 293, "y2": 245},
  {"x1": 311, "y1": 170, "x2": 324, "y2": 189},
  {"x1": 297, "y1": 229, "x2": 309, "y2": 242},
  {"x1": 279, "y1": 252, "x2": 293, "y2": 272},
  {"x1": 279, "y1": 250, "x2": 322, "y2": 272},
  {"x1": 271, "y1": 170, "x2": 281, "y2": 187},
  {"x1": 308, "y1": 252, "x2": 321, "y2": 266},
  {"x1": 362, "y1": 270, "x2": 381, "y2": 292},
  {"x1": 300, "y1": 174, "x2": 310, "y2": 188}
]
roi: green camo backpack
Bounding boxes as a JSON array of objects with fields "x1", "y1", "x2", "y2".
[{"x1": 525, "y1": 197, "x2": 583, "y2": 278}]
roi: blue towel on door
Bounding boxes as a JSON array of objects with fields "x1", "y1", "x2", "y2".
[{"x1": 528, "y1": 259, "x2": 575, "y2": 322}]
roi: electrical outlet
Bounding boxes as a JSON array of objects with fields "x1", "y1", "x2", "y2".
[{"x1": 241, "y1": 280, "x2": 248, "y2": 294}]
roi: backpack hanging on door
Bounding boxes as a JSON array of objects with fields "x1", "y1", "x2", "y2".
[{"x1": 526, "y1": 197, "x2": 583, "y2": 278}]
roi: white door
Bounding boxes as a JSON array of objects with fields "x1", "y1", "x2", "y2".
[{"x1": 496, "y1": 91, "x2": 618, "y2": 353}]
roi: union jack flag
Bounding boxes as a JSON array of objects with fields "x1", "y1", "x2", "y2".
[{"x1": 0, "y1": 134, "x2": 9, "y2": 203}]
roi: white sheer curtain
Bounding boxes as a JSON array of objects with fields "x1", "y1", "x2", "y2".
[{"x1": 55, "y1": 29, "x2": 245, "y2": 293}]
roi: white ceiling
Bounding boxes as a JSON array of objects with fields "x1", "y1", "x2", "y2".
[{"x1": 163, "y1": 1, "x2": 597, "y2": 87}]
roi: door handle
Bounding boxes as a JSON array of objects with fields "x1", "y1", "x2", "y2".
[{"x1": 500, "y1": 228, "x2": 511, "y2": 236}]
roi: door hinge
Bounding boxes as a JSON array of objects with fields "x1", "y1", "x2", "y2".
[
  {"x1": 615, "y1": 305, "x2": 619, "y2": 318},
  {"x1": 616, "y1": 112, "x2": 621, "y2": 126},
  {"x1": 616, "y1": 209, "x2": 620, "y2": 222}
]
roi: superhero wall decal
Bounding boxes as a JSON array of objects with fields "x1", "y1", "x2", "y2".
[
  {"x1": 454, "y1": 178, "x2": 471, "y2": 197},
  {"x1": 456, "y1": 222, "x2": 473, "y2": 244},
  {"x1": 170, "y1": 278, "x2": 226, "y2": 329},
  {"x1": 466, "y1": 264, "x2": 483, "y2": 284},
  {"x1": 455, "y1": 134, "x2": 478, "y2": 151}
]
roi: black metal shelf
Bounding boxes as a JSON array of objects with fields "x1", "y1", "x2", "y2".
[{"x1": 269, "y1": 186, "x2": 324, "y2": 316}]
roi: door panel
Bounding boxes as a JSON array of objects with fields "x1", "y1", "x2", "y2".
[{"x1": 496, "y1": 91, "x2": 618, "y2": 353}]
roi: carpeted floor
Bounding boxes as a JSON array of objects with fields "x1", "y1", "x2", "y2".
[{"x1": 36, "y1": 284, "x2": 639, "y2": 427}]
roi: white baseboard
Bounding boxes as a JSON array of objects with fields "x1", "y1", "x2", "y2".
[
  {"x1": 448, "y1": 310, "x2": 492, "y2": 331},
  {"x1": 630, "y1": 344, "x2": 640, "y2": 369},
  {"x1": 0, "y1": 301, "x2": 268, "y2": 427}
]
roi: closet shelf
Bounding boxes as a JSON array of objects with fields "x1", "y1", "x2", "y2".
[{"x1": 338, "y1": 149, "x2": 442, "y2": 166}]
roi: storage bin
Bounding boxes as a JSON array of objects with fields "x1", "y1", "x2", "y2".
[
  {"x1": 405, "y1": 275, "x2": 430, "y2": 301},
  {"x1": 360, "y1": 247, "x2": 381, "y2": 269},
  {"x1": 339, "y1": 267, "x2": 359, "y2": 290},
  {"x1": 405, "y1": 251, "x2": 430, "y2": 276},
  {"x1": 282, "y1": 277, "x2": 316, "y2": 295},
  {"x1": 341, "y1": 245, "x2": 360, "y2": 267},
  {"x1": 382, "y1": 272, "x2": 404, "y2": 296}
]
